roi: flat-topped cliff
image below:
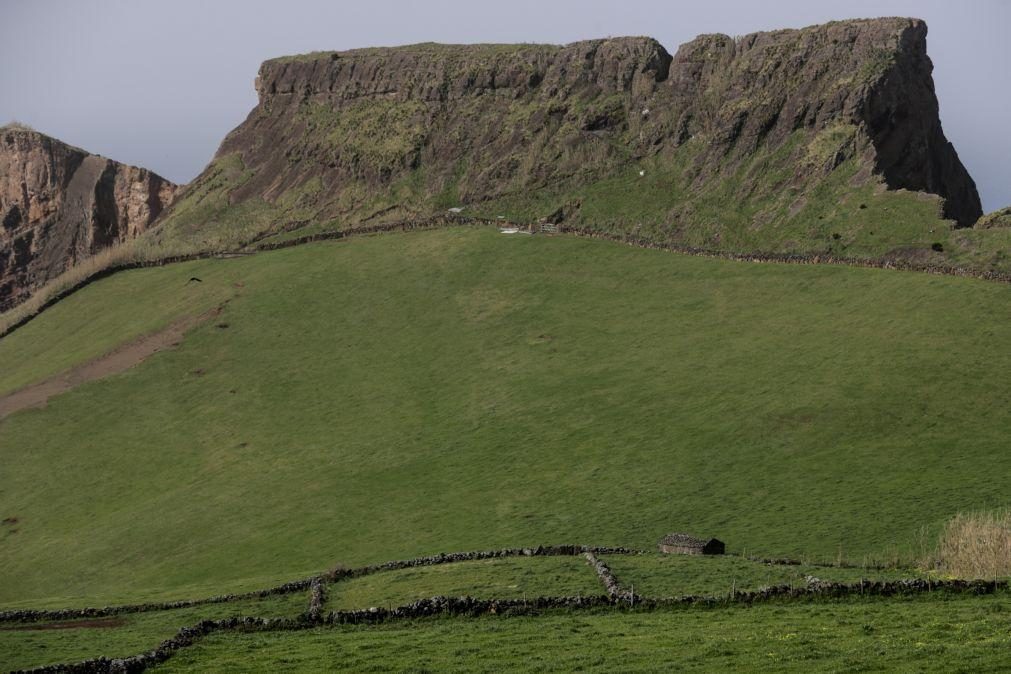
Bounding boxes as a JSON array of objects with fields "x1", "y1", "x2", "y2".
[{"x1": 148, "y1": 19, "x2": 988, "y2": 264}]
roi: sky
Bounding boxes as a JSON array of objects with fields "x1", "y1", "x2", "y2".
[{"x1": 1, "y1": 0, "x2": 1007, "y2": 212}]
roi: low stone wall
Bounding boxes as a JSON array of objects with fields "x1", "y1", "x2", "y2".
[
  {"x1": 9, "y1": 616, "x2": 306, "y2": 674},
  {"x1": 558, "y1": 225, "x2": 1011, "y2": 284},
  {"x1": 305, "y1": 578, "x2": 326, "y2": 622},
  {"x1": 0, "y1": 578, "x2": 315, "y2": 624},
  {"x1": 740, "y1": 553, "x2": 898, "y2": 570},
  {"x1": 0, "y1": 545, "x2": 636, "y2": 624},
  {"x1": 329, "y1": 545, "x2": 639, "y2": 581},
  {"x1": 643, "y1": 577, "x2": 1007, "y2": 607},
  {"x1": 249, "y1": 215, "x2": 479, "y2": 253},
  {"x1": 325, "y1": 594, "x2": 613, "y2": 625},
  {"x1": 14, "y1": 578, "x2": 1007, "y2": 673},
  {"x1": 0, "y1": 542, "x2": 977, "y2": 626},
  {"x1": 584, "y1": 552, "x2": 637, "y2": 604}
]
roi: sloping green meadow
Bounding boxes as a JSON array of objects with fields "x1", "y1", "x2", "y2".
[{"x1": 1, "y1": 227, "x2": 1008, "y2": 607}]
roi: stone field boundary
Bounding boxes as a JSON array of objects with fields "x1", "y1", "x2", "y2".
[{"x1": 5, "y1": 545, "x2": 1008, "y2": 673}]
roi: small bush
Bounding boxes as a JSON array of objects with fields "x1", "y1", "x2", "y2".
[
  {"x1": 2, "y1": 120, "x2": 35, "y2": 132},
  {"x1": 927, "y1": 509, "x2": 1011, "y2": 580},
  {"x1": 931, "y1": 242, "x2": 944, "y2": 252}
]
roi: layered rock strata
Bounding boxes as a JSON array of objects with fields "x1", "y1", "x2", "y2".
[{"x1": 0, "y1": 126, "x2": 176, "y2": 309}]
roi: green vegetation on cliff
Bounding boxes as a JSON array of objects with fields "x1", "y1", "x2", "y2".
[
  {"x1": 975, "y1": 206, "x2": 1011, "y2": 230},
  {"x1": 146, "y1": 112, "x2": 1006, "y2": 274}
]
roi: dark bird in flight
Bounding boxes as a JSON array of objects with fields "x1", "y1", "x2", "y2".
[{"x1": 187, "y1": 277, "x2": 203, "y2": 283}]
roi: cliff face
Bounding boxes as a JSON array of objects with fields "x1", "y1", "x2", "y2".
[
  {"x1": 0, "y1": 127, "x2": 177, "y2": 309},
  {"x1": 154, "y1": 18, "x2": 981, "y2": 258},
  {"x1": 663, "y1": 20, "x2": 981, "y2": 225}
]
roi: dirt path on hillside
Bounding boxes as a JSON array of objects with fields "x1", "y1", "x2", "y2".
[
  {"x1": 0, "y1": 305, "x2": 223, "y2": 421},
  {"x1": 0, "y1": 617, "x2": 126, "y2": 630}
]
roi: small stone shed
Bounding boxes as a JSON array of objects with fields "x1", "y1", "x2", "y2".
[{"x1": 658, "y1": 533, "x2": 725, "y2": 555}]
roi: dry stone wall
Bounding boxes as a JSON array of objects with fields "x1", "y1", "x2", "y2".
[
  {"x1": 0, "y1": 578, "x2": 315, "y2": 624},
  {"x1": 584, "y1": 552, "x2": 638, "y2": 604},
  {"x1": 305, "y1": 577, "x2": 326, "y2": 622},
  {"x1": 12, "y1": 576, "x2": 1007, "y2": 673},
  {"x1": 0, "y1": 544, "x2": 633, "y2": 624}
]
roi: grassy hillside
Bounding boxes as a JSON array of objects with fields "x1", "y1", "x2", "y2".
[
  {"x1": 154, "y1": 594, "x2": 1011, "y2": 672},
  {"x1": 1, "y1": 227, "x2": 1009, "y2": 608},
  {"x1": 0, "y1": 261, "x2": 237, "y2": 397}
]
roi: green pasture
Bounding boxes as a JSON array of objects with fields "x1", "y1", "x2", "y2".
[
  {"x1": 154, "y1": 593, "x2": 1011, "y2": 672},
  {"x1": 1, "y1": 227, "x2": 1009, "y2": 608},
  {"x1": 329, "y1": 557, "x2": 601, "y2": 610},
  {"x1": 0, "y1": 592, "x2": 307, "y2": 672}
]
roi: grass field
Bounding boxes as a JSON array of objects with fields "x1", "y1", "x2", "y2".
[
  {"x1": 1, "y1": 227, "x2": 1009, "y2": 608},
  {"x1": 0, "y1": 261, "x2": 237, "y2": 396},
  {"x1": 152, "y1": 593, "x2": 1011, "y2": 672},
  {"x1": 329, "y1": 557, "x2": 601, "y2": 610},
  {"x1": 3, "y1": 553, "x2": 962, "y2": 671},
  {"x1": 0, "y1": 593, "x2": 308, "y2": 672},
  {"x1": 599, "y1": 554, "x2": 925, "y2": 598}
]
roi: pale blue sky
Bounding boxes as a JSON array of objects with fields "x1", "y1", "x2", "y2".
[{"x1": 1, "y1": 0, "x2": 1007, "y2": 212}]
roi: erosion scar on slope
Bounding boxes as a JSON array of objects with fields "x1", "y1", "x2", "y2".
[{"x1": 0, "y1": 305, "x2": 223, "y2": 421}]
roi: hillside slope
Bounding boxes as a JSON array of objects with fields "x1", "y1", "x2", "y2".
[
  {"x1": 1, "y1": 228, "x2": 1008, "y2": 607},
  {"x1": 0, "y1": 125, "x2": 177, "y2": 310},
  {"x1": 152, "y1": 18, "x2": 991, "y2": 267}
]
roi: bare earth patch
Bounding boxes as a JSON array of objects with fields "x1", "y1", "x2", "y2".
[
  {"x1": 0, "y1": 306, "x2": 222, "y2": 420},
  {"x1": 0, "y1": 617, "x2": 126, "y2": 631}
]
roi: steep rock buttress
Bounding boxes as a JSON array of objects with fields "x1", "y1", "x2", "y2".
[{"x1": 0, "y1": 127, "x2": 177, "y2": 310}]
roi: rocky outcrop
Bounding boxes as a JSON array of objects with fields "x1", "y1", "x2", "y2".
[
  {"x1": 0, "y1": 126, "x2": 177, "y2": 310},
  {"x1": 661, "y1": 19, "x2": 981, "y2": 226},
  {"x1": 155, "y1": 18, "x2": 981, "y2": 257},
  {"x1": 975, "y1": 207, "x2": 1011, "y2": 229}
]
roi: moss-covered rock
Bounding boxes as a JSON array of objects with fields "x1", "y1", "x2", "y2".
[{"x1": 975, "y1": 207, "x2": 1011, "y2": 229}]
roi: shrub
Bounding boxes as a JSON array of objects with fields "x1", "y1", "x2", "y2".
[
  {"x1": 2, "y1": 120, "x2": 35, "y2": 131},
  {"x1": 927, "y1": 509, "x2": 1011, "y2": 580},
  {"x1": 931, "y1": 242, "x2": 944, "y2": 252}
]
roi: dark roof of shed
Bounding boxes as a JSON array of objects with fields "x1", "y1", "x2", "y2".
[{"x1": 658, "y1": 532, "x2": 707, "y2": 547}]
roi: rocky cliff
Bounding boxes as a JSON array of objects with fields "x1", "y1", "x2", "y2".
[
  {"x1": 154, "y1": 18, "x2": 983, "y2": 261},
  {"x1": 0, "y1": 126, "x2": 177, "y2": 309}
]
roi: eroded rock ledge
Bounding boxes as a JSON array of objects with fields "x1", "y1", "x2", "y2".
[{"x1": 0, "y1": 126, "x2": 177, "y2": 310}]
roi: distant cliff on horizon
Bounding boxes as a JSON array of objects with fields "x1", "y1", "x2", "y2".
[{"x1": 0, "y1": 125, "x2": 177, "y2": 310}]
